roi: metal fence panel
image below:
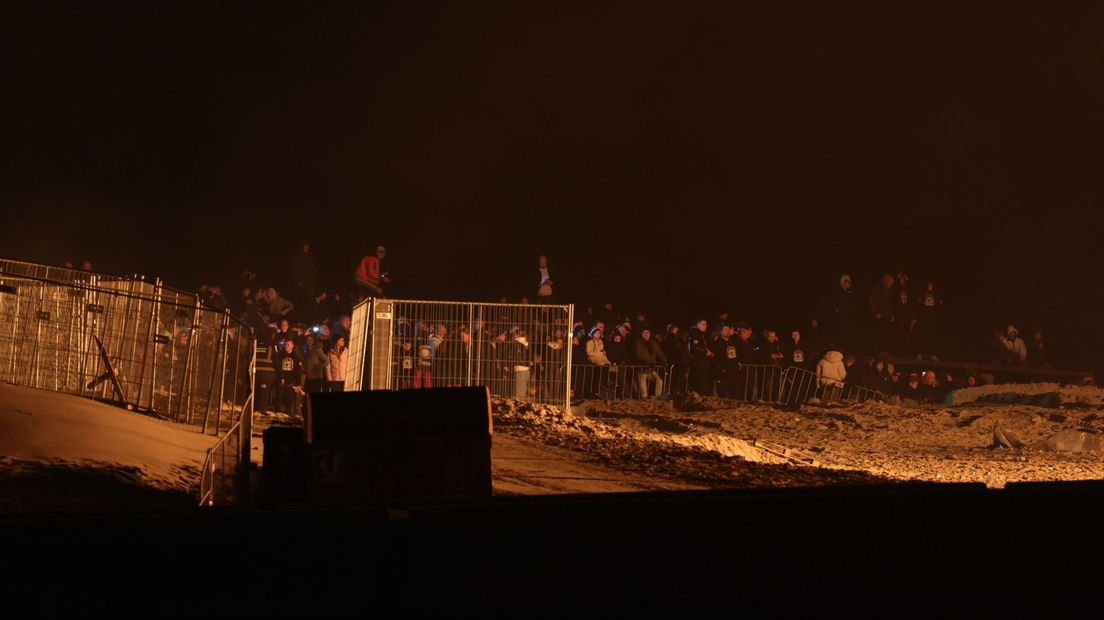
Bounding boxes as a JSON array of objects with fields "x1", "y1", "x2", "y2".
[
  {"x1": 570, "y1": 364, "x2": 671, "y2": 401},
  {"x1": 348, "y1": 298, "x2": 572, "y2": 410},
  {"x1": 0, "y1": 265, "x2": 253, "y2": 436}
]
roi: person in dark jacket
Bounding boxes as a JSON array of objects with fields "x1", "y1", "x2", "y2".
[
  {"x1": 1028, "y1": 327, "x2": 1050, "y2": 368},
  {"x1": 734, "y1": 322, "x2": 759, "y2": 400},
  {"x1": 275, "y1": 340, "x2": 305, "y2": 415},
  {"x1": 804, "y1": 318, "x2": 827, "y2": 363},
  {"x1": 291, "y1": 241, "x2": 317, "y2": 306},
  {"x1": 758, "y1": 329, "x2": 785, "y2": 367},
  {"x1": 688, "y1": 319, "x2": 714, "y2": 396},
  {"x1": 898, "y1": 372, "x2": 922, "y2": 401},
  {"x1": 632, "y1": 328, "x2": 669, "y2": 398},
  {"x1": 711, "y1": 324, "x2": 742, "y2": 398},
  {"x1": 663, "y1": 324, "x2": 690, "y2": 396},
  {"x1": 784, "y1": 330, "x2": 810, "y2": 368},
  {"x1": 831, "y1": 274, "x2": 859, "y2": 351},
  {"x1": 913, "y1": 280, "x2": 943, "y2": 361},
  {"x1": 893, "y1": 271, "x2": 916, "y2": 357},
  {"x1": 868, "y1": 274, "x2": 896, "y2": 354},
  {"x1": 303, "y1": 335, "x2": 329, "y2": 394}
]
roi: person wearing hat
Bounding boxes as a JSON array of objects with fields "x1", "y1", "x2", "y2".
[
  {"x1": 354, "y1": 245, "x2": 390, "y2": 297},
  {"x1": 1004, "y1": 326, "x2": 1028, "y2": 365}
]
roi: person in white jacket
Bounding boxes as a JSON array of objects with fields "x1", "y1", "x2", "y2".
[
  {"x1": 817, "y1": 350, "x2": 848, "y2": 388},
  {"x1": 1003, "y1": 326, "x2": 1028, "y2": 365},
  {"x1": 325, "y1": 337, "x2": 349, "y2": 392},
  {"x1": 816, "y1": 350, "x2": 848, "y2": 402}
]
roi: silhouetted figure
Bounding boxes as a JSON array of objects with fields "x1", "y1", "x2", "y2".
[{"x1": 831, "y1": 274, "x2": 858, "y2": 350}]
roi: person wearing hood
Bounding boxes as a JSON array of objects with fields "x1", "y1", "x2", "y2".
[
  {"x1": 914, "y1": 280, "x2": 943, "y2": 361},
  {"x1": 831, "y1": 275, "x2": 858, "y2": 350},
  {"x1": 1004, "y1": 326, "x2": 1028, "y2": 365},
  {"x1": 816, "y1": 350, "x2": 847, "y2": 400},
  {"x1": 868, "y1": 274, "x2": 896, "y2": 354}
]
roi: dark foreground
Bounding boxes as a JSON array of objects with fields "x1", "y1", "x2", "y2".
[{"x1": 4, "y1": 481, "x2": 1103, "y2": 614}]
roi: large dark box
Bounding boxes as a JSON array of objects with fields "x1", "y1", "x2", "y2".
[{"x1": 303, "y1": 387, "x2": 493, "y2": 505}]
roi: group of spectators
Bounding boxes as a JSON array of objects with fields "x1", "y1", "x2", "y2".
[{"x1": 67, "y1": 247, "x2": 1060, "y2": 410}]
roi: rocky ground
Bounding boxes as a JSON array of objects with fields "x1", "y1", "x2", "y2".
[{"x1": 491, "y1": 389, "x2": 1104, "y2": 491}]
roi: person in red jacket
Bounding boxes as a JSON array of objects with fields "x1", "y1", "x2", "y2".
[{"x1": 354, "y1": 245, "x2": 390, "y2": 297}]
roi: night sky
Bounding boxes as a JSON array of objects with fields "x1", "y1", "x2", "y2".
[{"x1": 2, "y1": 3, "x2": 1102, "y2": 371}]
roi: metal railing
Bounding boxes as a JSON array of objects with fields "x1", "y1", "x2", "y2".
[
  {"x1": 779, "y1": 366, "x2": 889, "y2": 405},
  {"x1": 713, "y1": 364, "x2": 786, "y2": 403},
  {"x1": 199, "y1": 416, "x2": 245, "y2": 507},
  {"x1": 571, "y1": 364, "x2": 671, "y2": 401},
  {"x1": 345, "y1": 298, "x2": 573, "y2": 410},
  {"x1": 0, "y1": 260, "x2": 253, "y2": 437},
  {"x1": 199, "y1": 344, "x2": 256, "y2": 507}
]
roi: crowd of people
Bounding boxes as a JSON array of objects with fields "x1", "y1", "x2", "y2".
[{"x1": 64, "y1": 245, "x2": 1060, "y2": 412}]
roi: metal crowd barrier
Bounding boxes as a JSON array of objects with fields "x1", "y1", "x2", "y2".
[
  {"x1": 713, "y1": 364, "x2": 786, "y2": 403},
  {"x1": 570, "y1": 364, "x2": 671, "y2": 401},
  {"x1": 346, "y1": 298, "x2": 573, "y2": 410},
  {"x1": 0, "y1": 262, "x2": 253, "y2": 437},
  {"x1": 780, "y1": 366, "x2": 889, "y2": 406},
  {"x1": 199, "y1": 416, "x2": 245, "y2": 507}
]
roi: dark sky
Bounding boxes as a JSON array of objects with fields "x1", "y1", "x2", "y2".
[{"x1": 2, "y1": 2, "x2": 1102, "y2": 369}]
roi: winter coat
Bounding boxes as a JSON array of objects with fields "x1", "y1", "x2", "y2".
[
  {"x1": 712, "y1": 337, "x2": 741, "y2": 374},
  {"x1": 268, "y1": 296, "x2": 294, "y2": 318},
  {"x1": 831, "y1": 288, "x2": 858, "y2": 322},
  {"x1": 605, "y1": 332, "x2": 628, "y2": 365},
  {"x1": 689, "y1": 328, "x2": 713, "y2": 366},
  {"x1": 894, "y1": 285, "x2": 915, "y2": 321},
  {"x1": 816, "y1": 351, "x2": 847, "y2": 387},
  {"x1": 735, "y1": 337, "x2": 757, "y2": 367},
  {"x1": 304, "y1": 343, "x2": 329, "y2": 380},
  {"x1": 586, "y1": 338, "x2": 611, "y2": 366},
  {"x1": 633, "y1": 337, "x2": 668, "y2": 367},
  {"x1": 759, "y1": 339, "x2": 785, "y2": 366},
  {"x1": 326, "y1": 347, "x2": 348, "y2": 382},
  {"x1": 291, "y1": 250, "x2": 317, "y2": 292},
  {"x1": 1004, "y1": 337, "x2": 1028, "y2": 363},
  {"x1": 508, "y1": 337, "x2": 532, "y2": 371},
  {"x1": 868, "y1": 286, "x2": 893, "y2": 320},
  {"x1": 662, "y1": 334, "x2": 689, "y2": 367},
  {"x1": 784, "y1": 338, "x2": 808, "y2": 366}
]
